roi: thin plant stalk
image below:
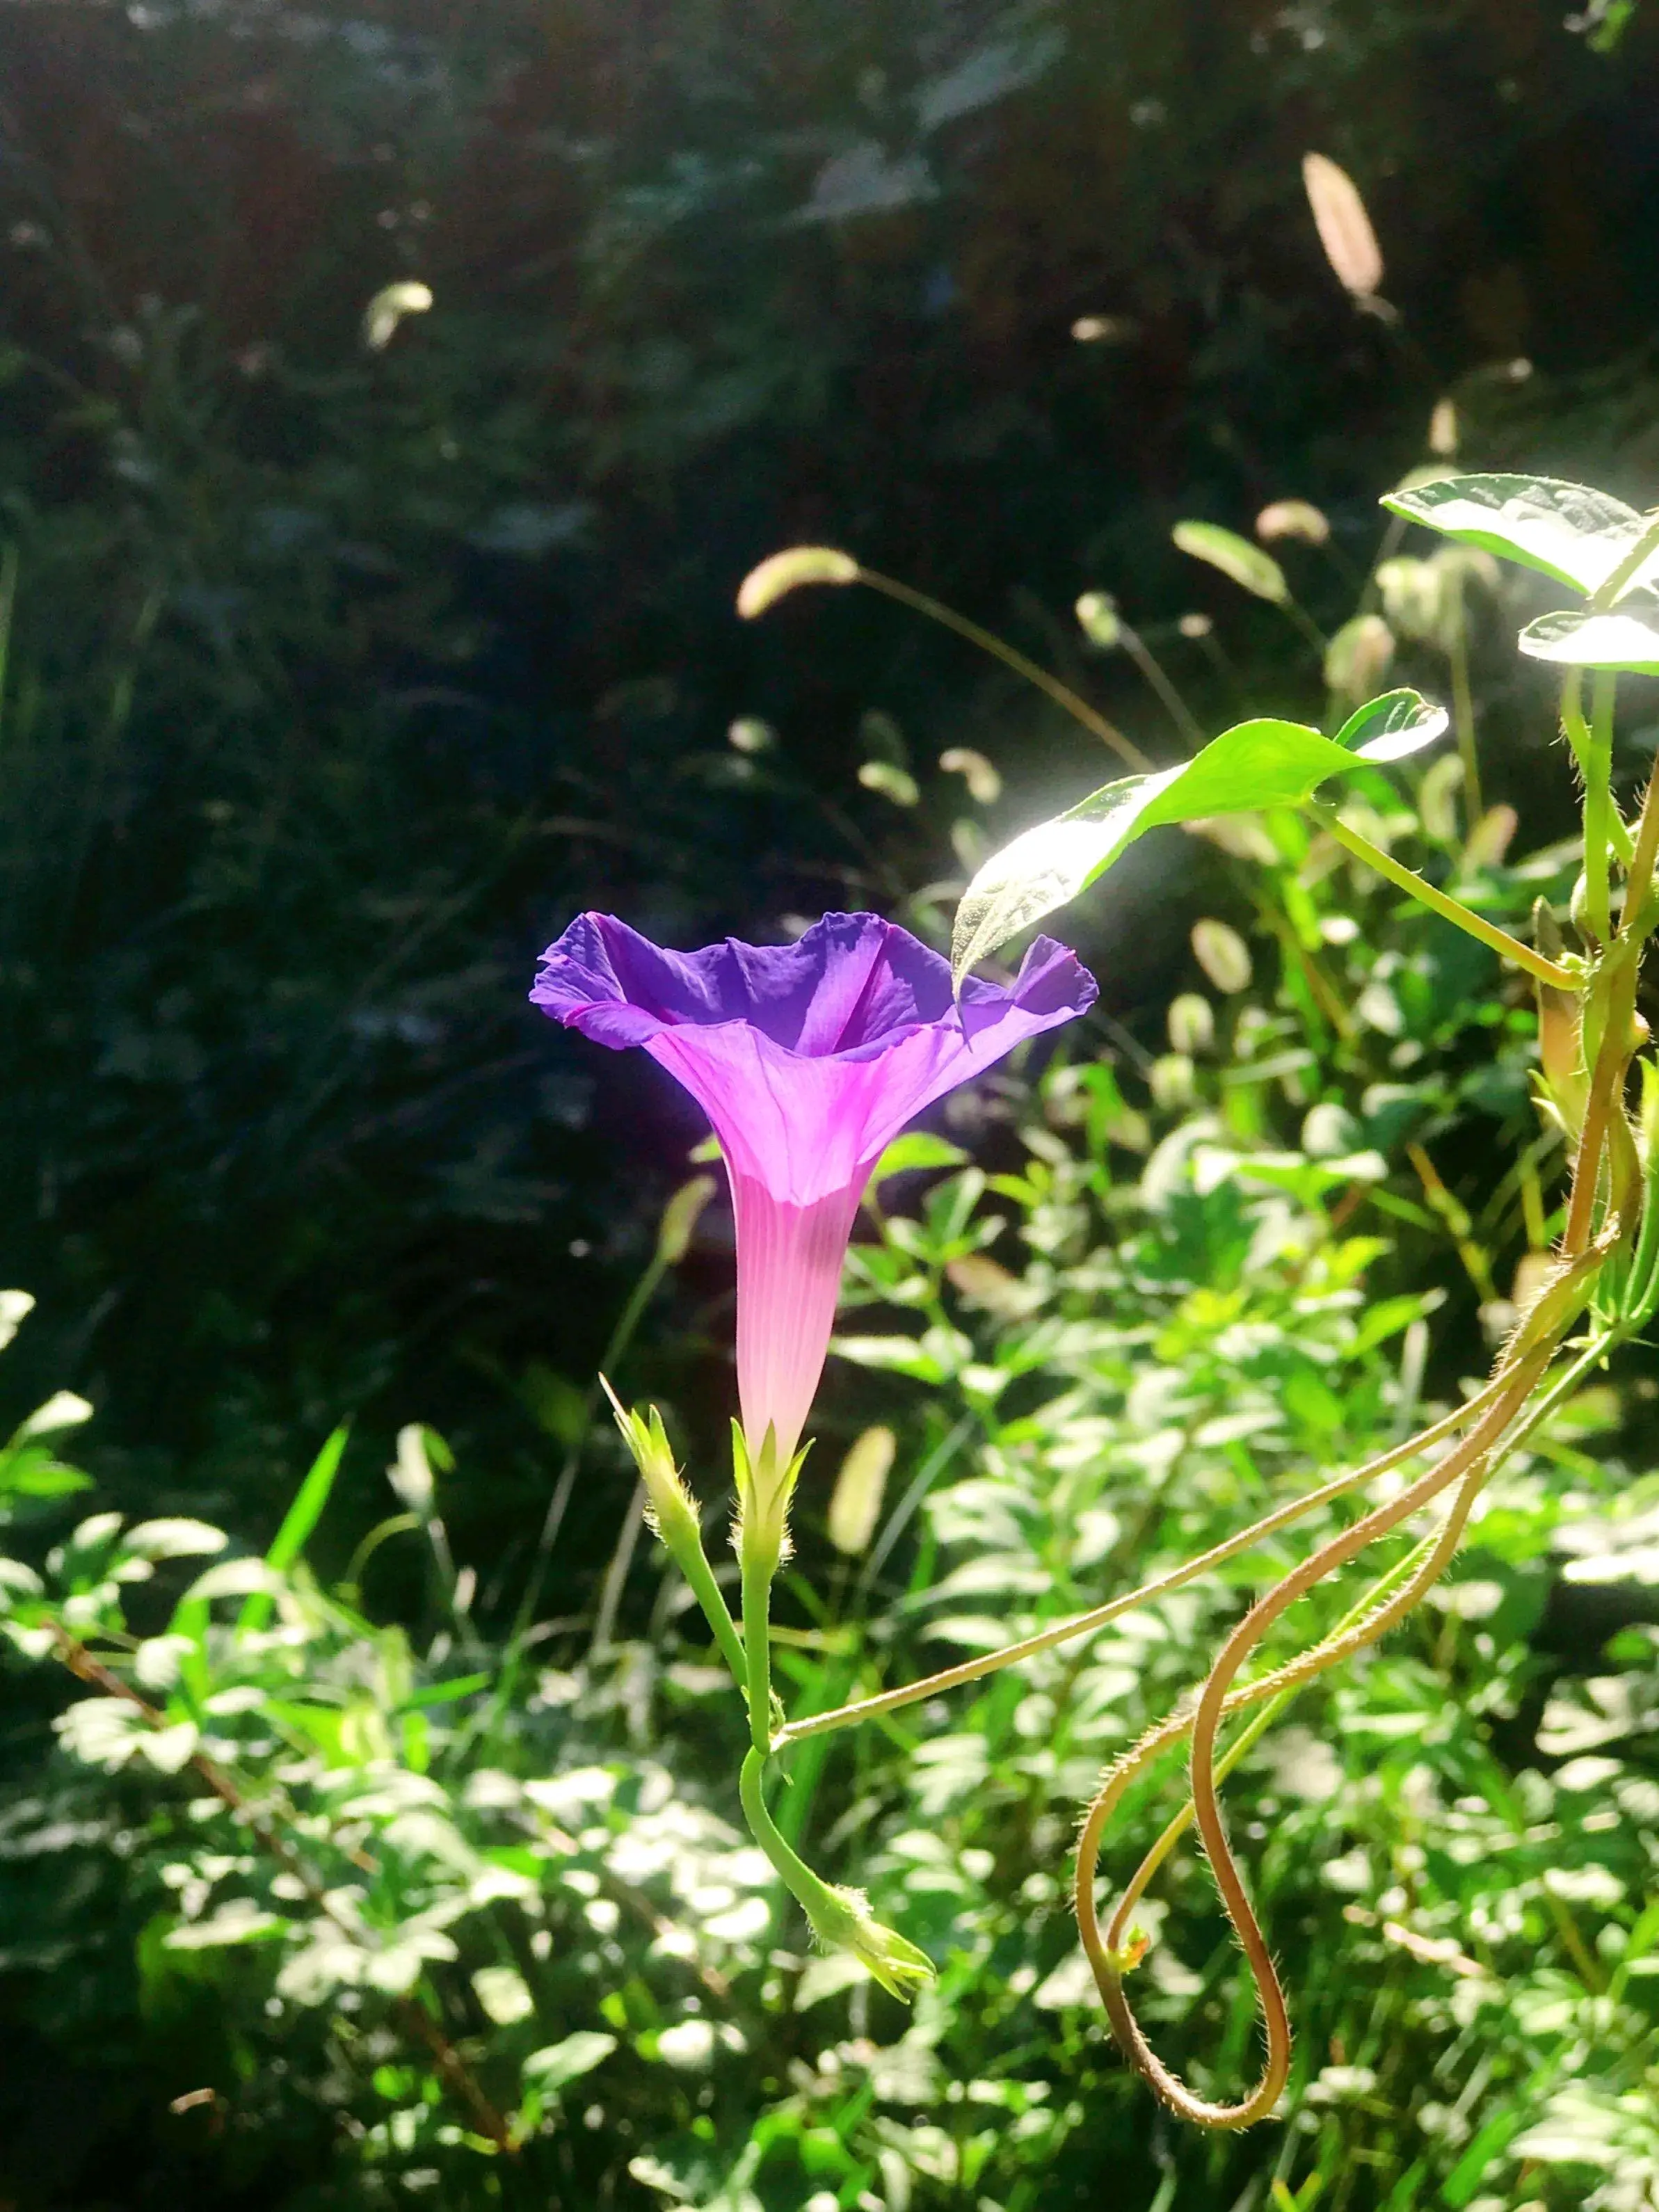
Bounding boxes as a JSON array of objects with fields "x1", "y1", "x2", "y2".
[
  {"x1": 1447, "y1": 595, "x2": 1484, "y2": 828},
  {"x1": 853, "y1": 566, "x2": 1153, "y2": 772},
  {"x1": 1563, "y1": 668, "x2": 1633, "y2": 871},
  {"x1": 1582, "y1": 671, "x2": 1617, "y2": 943},
  {"x1": 1305, "y1": 801, "x2": 1580, "y2": 991},
  {"x1": 1091, "y1": 1325, "x2": 1609, "y2": 1971},
  {"x1": 1119, "y1": 618, "x2": 1205, "y2": 748}
]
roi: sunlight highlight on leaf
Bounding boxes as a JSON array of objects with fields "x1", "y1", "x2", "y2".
[{"x1": 1172, "y1": 522, "x2": 1288, "y2": 604}]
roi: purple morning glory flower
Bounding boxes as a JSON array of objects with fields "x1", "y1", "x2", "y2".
[{"x1": 532, "y1": 912, "x2": 1097, "y2": 1465}]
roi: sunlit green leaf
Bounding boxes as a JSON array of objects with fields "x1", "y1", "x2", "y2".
[
  {"x1": 872, "y1": 1132, "x2": 969, "y2": 1183},
  {"x1": 1172, "y1": 521, "x2": 1288, "y2": 604},
  {"x1": 954, "y1": 711, "x2": 1433, "y2": 978},
  {"x1": 120, "y1": 1518, "x2": 229, "y2": 1562},
  {"x1": 1381, "y1": 473, "x2": 1657, "y2": 597},
  {"x1": 1333, "y1": 686, "x2": 1450, "y2": 761},
  {"x1": 522, "y1": 2030, "x2": 618, "y2": 2092},
  {"x1": 165, "y1": 1899, "x2": 286, "y2": 1949},
  {"x1": 241, "y1": 1425, "x2": 349, "y2": 1633},
  {"x1": 1518, "y1": 605, "x2": 1659, "y2": 676}
]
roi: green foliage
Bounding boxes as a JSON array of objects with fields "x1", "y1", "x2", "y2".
[
  {"x1": 3, "y1": 664, "x2": 1656, "y2": 2202},
  {"x1": 1, "y1": 8, "x2": 1658, "y2": 2206},
  {"x1": 952, "y1": 695, "x2": 1447, "y2": 979},
  {"x1": 1173, "y1": 522, "x2": 1292, "y2": 607},
  {"x1": 1381, "y1": 475, "x2": 1659, "y2": 598},
  {"x1": 1520, "y1": 607, "x2": 1659, "y2": 675}
]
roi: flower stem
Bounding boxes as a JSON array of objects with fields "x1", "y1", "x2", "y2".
[
  {"x1": 667, "y1": 1520, "x2": 748, "y2": 1688},
  {"x1": 1305, "y1": 799, "x2": 1580, "y2": 990},
  {"x1": 741, "y1": 1540, "x2": 776, "y2": 1757},
  {"x1": 738, "y1": 1747, "x2": 835, "y2": 1917},
  {"x1": 853, "y1": 567, "x2": 1153, "y2": 772}
]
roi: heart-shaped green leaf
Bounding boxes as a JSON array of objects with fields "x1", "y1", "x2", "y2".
[
  {"x1": 1171, "y1": 522, "x2": 1288, "y2": 604},
  {"x1": 1381, "y1": 474, "x2": 1654, "y2": 598},
  {"x1": 952, "y1": 706, "x2": 1439, "y2": 981},
  {"x1": 1518, "y1": 605, "x2": 1659, "y2": 677},
  {"x1": 1333, "y1": 686, "x2": 1450, "y2": 761}
]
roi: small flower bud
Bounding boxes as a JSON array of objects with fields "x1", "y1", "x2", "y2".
[
  {"x1": 1149, "y1": 1052, "x2": 1195, "y2": 1110},
  {"x1": 1418, "y1": 754, "x2": 1464, "y2": 846},
  {"x1": 731, "y1": 1421, "x2": 808, "y2": 1580},
  {"x1": 362, "y1": 280, "x2": 433, "y2": 351},
  {"x1": 728, "y1": 716, "x2": 776, "y2": 754},
  {"x1": 600, "y1": 1380, "x2": 700, "y2": 1553},
  {"x1": 803, "y1": 1882, "x2": 933, "y2": 2001},
  {"x1": 826, "y1": 1426, "x2": 895, "y2": 1557},
  {"x1": 1256, "y1": 499, "x2": 1329, "y2": 545},
  {"x1": 1324, "y1": 614, "x2": 1395, "y2": 705},
  {"x1": 858, "y1": 760, "x2": 920, "y2": 808},
  {"x1": 939, "y1": 746, "x2": 1002, "y2": 805},
  {"x1": 1428, "y1": 396, "x2": 1459, "y2": 456}
]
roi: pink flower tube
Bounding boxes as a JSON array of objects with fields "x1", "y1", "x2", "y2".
[{"x1": 532, "y1": 912, "x2": 1097, "y2": 1465}]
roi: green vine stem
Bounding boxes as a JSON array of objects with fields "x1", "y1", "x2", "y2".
[
  {"x1": 1583, "y1": 671, "x2": 1617, "y2": 943},
  {"x1": 1304, "y1": 799, "x2": 1581, "y2": 991},
  {"x1": 1560, "y1": 671, "x2": 1634, "y2": 869},
  {"x1": 667, "y1": 1518, "x2": 748, "y2": 1689},
  {"x1": 1082, "y1": 1322, "x2": 1617, "y2": 2113},
  {"x1": 1447, "y1": 584, "x2": 1484, "y2": 828},
  {"x1": 1079, "y1": 1352, "x2": 1548, "y2": 2128},
  {"x1": 773, "y1": 1364, "x2": 1525, "y2": 1753}
]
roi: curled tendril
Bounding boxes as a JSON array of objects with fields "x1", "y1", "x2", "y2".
[{"x1": 1076, "y1": 1349, "x2": 1550, "y2": 2129}]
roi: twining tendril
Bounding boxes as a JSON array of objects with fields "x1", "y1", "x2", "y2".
[
  {"x1": 773, "y1": 1361, "x2": 1525, "y2": 1752},
  {"x1": 1074, "y1": 1340, "x2": 1565, "y2": 2128}
]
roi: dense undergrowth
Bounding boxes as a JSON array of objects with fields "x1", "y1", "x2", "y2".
[{"x1": 4, "y1": 683, "x2": 1659, "y2": 2206}]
